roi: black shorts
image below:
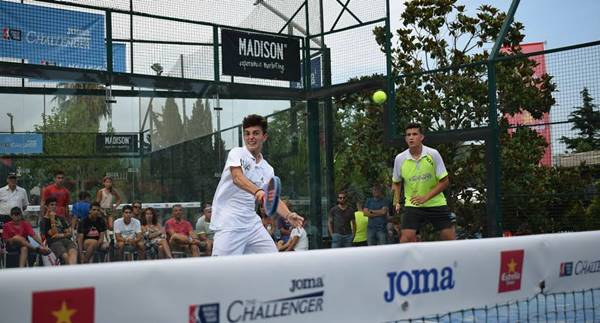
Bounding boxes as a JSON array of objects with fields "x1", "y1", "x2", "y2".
[
  {"x1": 401, "y1": 206, "x2": 455, "y2": 231},
  {"x1": 48, "y1": 238, "x2": 76, "y2": 257}
]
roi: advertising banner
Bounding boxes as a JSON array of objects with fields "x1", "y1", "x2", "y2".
[
  {"x1": 0, "y1": 231, "x2": 598, "y2": 322},
  {"x1": 221, "y1": 28, "x2": 301, "y2": 81},
  {"x1": 0, "y1": 0, "x2": 126, "y2": 72},
  {"x1": 0, "y1": 133, "x2": 43, "y2": 154},
  {"x1": 95, "y1": 134, "x2": 138, "y2": 154},
  {"x1": 290, "y1": 55, "x2": 322, "y2": 89}
]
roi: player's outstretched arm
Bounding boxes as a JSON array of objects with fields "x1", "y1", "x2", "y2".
[
  {"x1": 231, "y1": 166, "x2": 265, "y2": 202},
  {"x1": 276, "y1": 201, "x2": 303, "y2": 228}
]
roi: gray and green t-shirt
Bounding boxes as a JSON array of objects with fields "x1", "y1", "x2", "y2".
[{"x1": 392, "y1": 145, "x2": 448, "y2": 208}]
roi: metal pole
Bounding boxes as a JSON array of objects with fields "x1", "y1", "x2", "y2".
[
  {"x1": 43, "y1": 85, "x2": 47, "y2": 129},
  {"x1": 304, "y1": 1, "x2": 323, "y2": 249},
  {"x1": 7, "y1": 113, "x2": 14, "y2": 134},
  {"x1": 485, "y1": 0, "x2": 521, "y2": 237},
  {"x1": 105, "y1": 10, "x2": 114, "y2": 129},
  {"x1": 383, "y1": 0, "x2": 396, "y2": 140},
  {"x1": 180, "y1": 54, "x2": 187, "y2": 137}
]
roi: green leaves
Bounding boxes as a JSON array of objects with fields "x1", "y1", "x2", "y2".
[{"x1": 560, "y1": 88, "x2": 600, "y2": 152}]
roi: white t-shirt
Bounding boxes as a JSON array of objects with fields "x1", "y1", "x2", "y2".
[
  {"x1": 113, "y1": 217, "x2": 141, "y2": 240},
  {"x1": 0, "y1": 185, "x2": 29, "y2": 215},
  {"x1": 210, "y1": 147, "x2": 274, "y2": 231},
  {"x1": 290, "y1": 227, "x2": 308, "y2": 251}
]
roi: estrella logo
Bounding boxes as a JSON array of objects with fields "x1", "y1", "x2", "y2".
[{"x1": 498, "y1": 249, "x2": 525, "y2": 293}]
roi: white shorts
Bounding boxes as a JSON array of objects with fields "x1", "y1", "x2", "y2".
[{"x1": 212, "y1": 221, "x2": 277, "y2": 256}]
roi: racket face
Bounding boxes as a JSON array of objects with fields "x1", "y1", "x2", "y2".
[{"x1": 263, "y1": 176, "x2": 281, "y2": 217}]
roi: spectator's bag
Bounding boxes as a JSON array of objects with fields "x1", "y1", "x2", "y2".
[{"x1": 41, "y1": 251, "x2": 60, "y2": 266}]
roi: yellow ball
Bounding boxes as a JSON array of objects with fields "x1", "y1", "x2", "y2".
[{"x1": 372, "y1": 90, "x2": 387, "y2": 104}]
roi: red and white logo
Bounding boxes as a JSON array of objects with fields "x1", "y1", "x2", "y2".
[
  {"x1": 32, "y1": 287, "x2": 95, "y2": 323},
  {"x1": 498, "y1": 249, "x2": 524, "y2": 293}
]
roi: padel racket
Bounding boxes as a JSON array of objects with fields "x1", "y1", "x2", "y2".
[{"x1": 263, "y1": 176, "x2": 281, "y2": 217}]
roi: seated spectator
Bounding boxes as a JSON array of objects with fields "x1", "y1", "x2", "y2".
[
  {"x1": 277, "y1": 217, "x2": 308, "y2": 252},
  {"x1": 165, "y1": 204, "x2": 200, "y2": 257},
  {"x1": 277, "y1": 201, "x2": 292, "y2": 243},
  {"x1": 114, "y1": 205, "x2": 145, "y2": 260},
  {"x1": 131, "y1": 201, "x2": 143, "y2": 221},
  {"x1": 40, "y1": 197, "x2": 78, "y2": 265},
  {"x1": 387, "y1": 216, "x2": 402, "y2": 244},
  {"x1": 2, "y1": 207, "x2": 50, "y2": 267},
  {"x1": 141, "y1": 207, "x2": 172, "y2": 259},
  {"x1": 77, "y1": 202, "x2": 108, "y2": 263},
  {"x1": 71, "y1": 191, "x2": 91, "y2": 230},
  {"x1": 262, "y1": 213, "x2": 276, "y2": 241},
  {"x1": 195, "y1": 203, "x2": 214, "y2": 256}
]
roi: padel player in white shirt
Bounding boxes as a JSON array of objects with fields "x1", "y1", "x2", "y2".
[{"x1": 210, "y1": 114, "x2": 303, "y2": 256}]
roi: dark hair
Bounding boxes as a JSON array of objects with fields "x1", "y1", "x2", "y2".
[
  {"x1": 122, "y1": 205, "x2": 133, "y2": 212},
  {"x1": 102, "y1": 176, "x2": 115, "y2": 193},
  {"x1": 10, "y1": 206, "x2": 22, "y2": 215},
  {"x1": 54, "y1": 170, "x2": 65, "y2": 177},
  {"x1": 141, "y1": 207, "x2": 158, "y2": 226},
  {"x1": 372, "y1": 183, "x2": 383, "y2": 191},
  {"x1": 242, "y1": 114, "x2": 268, "y2": 133},
  {"x1": 91, "y1": 201, "x2": 101, "y2": 208},
  {"x1": 405, "y1": 122, "x2": 423, "y2": 134},
  {"x1": 172, "y1": 204, "x2": 183, "y2": 211},
  {"x1": 132, "y1": 200, "x2": 142, "y2": 207},
  {"x1": 45, "y1": 197, "x2": 57, "y2": 205},
  {"x1": 78, "y1": 191, "x2": 91, "y2": 200}
]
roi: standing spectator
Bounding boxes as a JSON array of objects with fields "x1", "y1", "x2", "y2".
[
  {"x1": 71, "y1": 191, "x2": 91, "y2": 230},
  {"x1": 142, "y1": 207, "x2": 172, "y2": 259},
  {"x1": 166, "y1": 204, "x2": 200, "y2": 257},
  {"x1": 40, "y1": 197, "x2": 78, "y2": 265},
  {"x1": 96, "y1": 176, "x2": 122, "y2": 230},
  {"x1": 392, "y1": 123, "x2": 456, "y2": 242},
  {"x1": 113, "y1": 205, "x2": 145, "y2": 260},
  {"x1": 352, "y1": 201, "x2": 368, "y2": 247},
  {"x1": 195, "y1": 203, "x2": 214, "y2": 256},
  {"x1": 0, "y1": 172, "x2": 29, "y2": 229},
  {"x1": 41, "y1": 171, "x2": 70, "y2": 222},
  {"x1": 2, "y1": 207, "x2": 49, "y2": 267},
  {"x1": 328, "y1": 191, "x2": 355, "y2": 248},
  {"x1": 363, "y1": 183, "x2": 389, "y2": 246},
  {"x1": 131, "y1": 201, "x2": 142, "y2": 221},
  {"x1": 77, "y1": 202, "x2": 108, "y2": 263}
]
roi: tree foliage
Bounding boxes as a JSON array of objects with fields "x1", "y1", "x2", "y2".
[
  {"x1": 331, "y1": 0, "x2": 569, "y2": 236},
  {"x1": 560, "y1": 88, "x2": 600, "y2": 153},
  {"x1": 20, "y1": 84, "x2": 124, "y2": 199}
]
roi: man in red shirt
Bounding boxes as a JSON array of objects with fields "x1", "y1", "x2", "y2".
[
  {"x1": 41, "y1": 170, "x2": 70, "y2": 224},
  {"x1": 165, "y1": 204, "x2": 200, "y2": 257},
  {"x1": 2, "y1": 207, "x2": 49, "y2": 267}
]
